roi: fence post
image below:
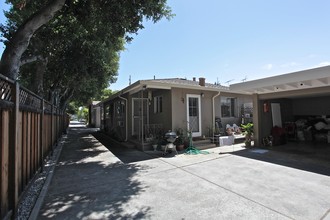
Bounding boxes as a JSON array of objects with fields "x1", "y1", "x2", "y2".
[
  {"x1": 9, "y1": 82, "x2": 19, "y2": 218},
  {"x1": 40, "y1": 100, "x2": 44, "y2": 172},
  {"x1": 56, "y1": 108, "x2": 58, "y2": 139},
  {"x1": 50, "y1": 104, "x2": 53, "y2": 156}
]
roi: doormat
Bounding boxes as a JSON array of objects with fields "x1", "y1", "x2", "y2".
[{"x1": 250, "y1": 149, "x2": 269, "y2": 154}]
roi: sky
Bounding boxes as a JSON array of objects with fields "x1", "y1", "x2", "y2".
[{"x1": 1, "y1": 0, "x2": 330, "y2": 90}]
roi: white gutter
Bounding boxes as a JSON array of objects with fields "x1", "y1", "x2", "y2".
[
  {"x1": 212, "y1": 91, "x2": 221, "y2": 137},
  {"x1": 118, "y1": 94, "x2": 128, "y2": 142}
]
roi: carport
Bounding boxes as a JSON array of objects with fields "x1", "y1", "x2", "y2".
[{"x1": 231, "y1": 65, "x2": 330, "y2": 148}]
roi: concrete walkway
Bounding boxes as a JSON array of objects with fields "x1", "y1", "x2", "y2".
[{"x1": 36, "y1": 122, "x2": 330, "y2": 220}]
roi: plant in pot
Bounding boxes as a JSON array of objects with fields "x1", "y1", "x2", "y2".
[
  {"x1": 241, "y1": 123, "x2": 254, "y2": 148},
  {"x1": 151, "y1": 136, "x2": 160, "y2": 151},
  {"x1": 174, "y1": 134, "x2": 185, "y2": 151},
  {"x1": 174, "y1": 128, "x2": 185, "y2": 151}
]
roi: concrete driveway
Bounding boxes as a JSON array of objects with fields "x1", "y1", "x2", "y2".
[{"x1": 36, "y1": 123, "x2": 330, "y2": 220}]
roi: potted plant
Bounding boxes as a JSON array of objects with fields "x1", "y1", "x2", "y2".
[
  {"x1": 174, "y1": 134, "x2": 185, "y2": 151},
  {"x1": 151, "y1": 137, "x2": 158, "y2": 151},
  {"x1": 241, "y1": 123, "x2": 254, "y2": 147},
  {"x1": 174, "y1": 128, "x2": 185, "y2": 151}
]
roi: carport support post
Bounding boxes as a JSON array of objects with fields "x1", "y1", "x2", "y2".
[{"x1": 252, "y1": 93, "x2": 261, "y2": 146}]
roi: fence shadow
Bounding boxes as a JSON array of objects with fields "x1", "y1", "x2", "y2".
[
  {"x1": 39, "y1": 162, "x2": 151, "y2": 219},
  {"x1": 38, "y1": 125, "x2": 152, "y2": 219}
]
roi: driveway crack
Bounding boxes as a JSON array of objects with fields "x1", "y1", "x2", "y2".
[{"x1": 320, "y1": 208, "x2": 330, "y2": 220}]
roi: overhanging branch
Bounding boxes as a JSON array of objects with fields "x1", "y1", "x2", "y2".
[
  {"x1": 0, "y1": 0, "x2": 66, "y2": 79},
  {"x1": 20, "y1": 55, "x2": 45, "y2": 66}
]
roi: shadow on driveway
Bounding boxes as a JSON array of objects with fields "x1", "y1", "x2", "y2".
[
  {"x1": 38, "y1": 123, "x2": 152, "y2": 219},
  {"x1": 93, "y1": 129, "x2": 330, "y2": 176},
  {"x1": 229, "y1": 147, "x2": 330, "y2": 176},
  {"x1": 92, "y1": 132, "x2": 156, "y2": 164}
]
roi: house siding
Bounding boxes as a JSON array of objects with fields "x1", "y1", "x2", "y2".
[
  {"x1": 171, "y1": 88, "x2": 217, "y2": 137},
  {"x1": 149, "y1": 89, "x2": 172, "y2": 132},
  {"x1": 201, "y1": 91, "x2": 215, "y2": 137},
  {"x1": 171, "y1": 88, "x2": 187, "y2": 132}
]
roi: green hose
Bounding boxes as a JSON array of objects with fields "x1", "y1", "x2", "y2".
[
  {"x1": 184, "y1": 131, "x2": 209, "y2": 155},
  {"x1": 185, "y1": 146, "x2": 209, "y2": 155}
]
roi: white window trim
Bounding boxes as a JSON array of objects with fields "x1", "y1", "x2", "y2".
[{"x1": 186, "y1": 94, "x2": 202, "y2": 137}]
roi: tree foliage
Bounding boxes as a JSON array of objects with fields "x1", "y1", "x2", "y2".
[
  {"x1": 94, "y1": 88, "x2": 117, "y2": 101},
  {"x1": 0, "y1": 0, "x2": 66, "y2": 79},
  {"x1": 0, "y1": 0, "x2": 173, "y2": 110}
]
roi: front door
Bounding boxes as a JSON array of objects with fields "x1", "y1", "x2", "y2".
[
  {"x1": 132, "y1": 98, "x2": 149, "y2": 139},
  {"x1": 186, "y1": 94, "x2": 201, "y2": 137}
]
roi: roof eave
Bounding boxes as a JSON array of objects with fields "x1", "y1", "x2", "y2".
[{"x1": 230, "y1": 65, "x2": 330, "y2": 94}]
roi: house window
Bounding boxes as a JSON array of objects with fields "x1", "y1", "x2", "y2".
[
  {"x1": 116, "y1": 101, "x2": 125, "y2": 117},
  {"x1": 189, "y1": 97, "x2": 198, "y2": 117},
  {"x1": 105, "y1": 104, "x2": 111, "y2": 119},
  {"x1": 115, "y1": 101, "x2": 125, "y2": 127},
  {"x1": 154, "y1": 96, "x2": 163, "y2": 113},
  {"x1": 221, "y1": 97, "x2": 237, "y2": 117}
]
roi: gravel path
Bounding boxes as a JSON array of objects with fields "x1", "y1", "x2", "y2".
[{"x1": 16, "y1": 134, "x2": 66, "y2": 220}]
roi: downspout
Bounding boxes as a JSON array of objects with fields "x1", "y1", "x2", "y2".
[
  {"x1": 212, "y1": 91, "x2": 221, "y2": 138},
  {"x1": 118, "y1": 94, "x2": 128, "y2": 142}
]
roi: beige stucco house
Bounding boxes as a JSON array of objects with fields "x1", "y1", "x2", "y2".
[
  {"x1": 92, "y1": 65, "x2": 330, "y2": 150},
  {"x1": 97, "y1": 77, "x2": 252, "y2": 150}
]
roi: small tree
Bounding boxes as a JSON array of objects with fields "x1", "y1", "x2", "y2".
[{"x1": 241, "y1": 123, "x2": 254, "y2": 147}]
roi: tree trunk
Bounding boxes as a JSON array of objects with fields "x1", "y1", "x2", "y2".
[
  {"x1": 33, "y1": 59, "x2": 47, "y2": 96},
  {"x1": 60, "y1": 89, "x2": 74, "y2": 112},
  {"x1": 0, "y1": 0, "x2": 66, "y2": 80}
]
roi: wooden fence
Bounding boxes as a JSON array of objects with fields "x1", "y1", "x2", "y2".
[{"x1": 0, "y1": 74, "x2": 69, "y2": 219}]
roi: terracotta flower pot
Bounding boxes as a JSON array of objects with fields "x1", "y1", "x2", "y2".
[{"x1": 177, "y1": 144, "x2": 184, "y2": 151}]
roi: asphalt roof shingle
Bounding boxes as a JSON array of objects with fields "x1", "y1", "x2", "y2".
[{"x1": 144, "y1": 78, "x2": 229, "y2": 90}]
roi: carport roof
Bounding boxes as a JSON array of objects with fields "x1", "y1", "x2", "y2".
[{"x1": 230, "y1": 65, "x2": 330, "y2": 95}]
